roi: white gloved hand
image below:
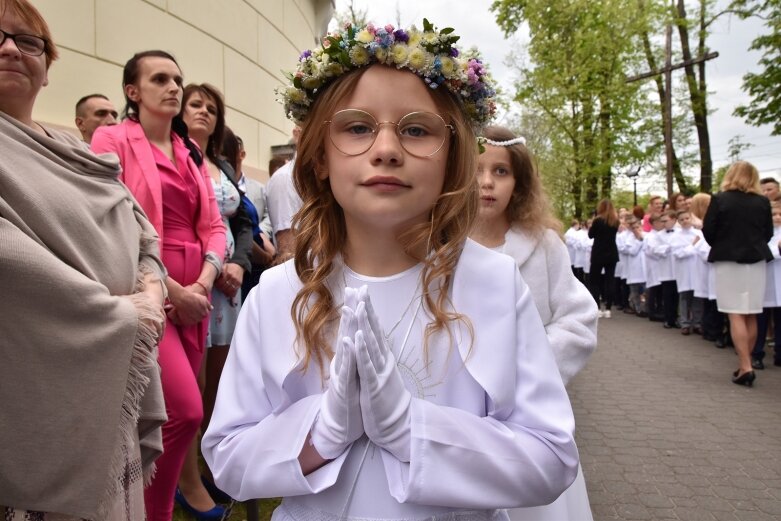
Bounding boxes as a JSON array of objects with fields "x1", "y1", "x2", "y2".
[
  {"x1": 310, "y1": 302, "x2": 363, "y2": 459},
  {"x1": 354, "y1": 296, "x2": 412, "y2": 462}
]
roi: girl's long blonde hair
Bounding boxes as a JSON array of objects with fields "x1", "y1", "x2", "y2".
[{"x1": 290, "y1": 65, "x2": 479, "y2": 375}]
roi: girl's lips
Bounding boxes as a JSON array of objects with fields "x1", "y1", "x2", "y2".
[{"x1": 362, "y1": 176, "x2": 410, "y2": 191}]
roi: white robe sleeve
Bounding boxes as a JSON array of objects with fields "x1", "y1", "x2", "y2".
[
  {"x1": 626, "y1": 236, "x2": 644, "y2": 256},
  {"x1": 382, "y1": 269, "x2": 579, "y2": 509},
  {"x1": 201, "y1": 281, "x2": 349, "y2": 501}
]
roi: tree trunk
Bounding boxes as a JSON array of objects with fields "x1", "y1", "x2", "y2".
[
  {"x1": 639, "y1": 16, "x2": 687, "y2": 191},
  {"x1": 675, "y1": 0, "x2": 713, "y2": 193},
  {"x1": 599, "y1": 96, "x2": 613, "y2": 198}
]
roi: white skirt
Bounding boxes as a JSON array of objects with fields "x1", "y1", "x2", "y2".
[{"x1": 714, "y1": 261, "x2": 766, "y2": 314}]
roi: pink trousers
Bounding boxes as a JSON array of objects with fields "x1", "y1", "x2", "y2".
[{"x1": 144, "y1": 239, "x2": 207, "y2": 521}]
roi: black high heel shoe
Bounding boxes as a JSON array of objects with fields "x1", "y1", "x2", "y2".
[{"x1": 731, "y1": 370, "x2": 756, "y2": 387}]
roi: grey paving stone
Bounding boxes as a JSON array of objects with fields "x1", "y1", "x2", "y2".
[
  {"x1": 694, "y1": 495, "x2": 738, "y2": 512},
  {"x1": 752, "y1": 498, "x2": 781, "y2": 515},
  {"x1": 733, "y1": 511, "x2": 778, "y2": 521},
  {"x1": 672, "y1": 506, "x2": 717, "y2": 520},
  {"x1": 637, "y1": 493, "x2": 675, "y2": 509},
  {"x1": 647, "y1": 507, "x2": 679, "y2": 520},
  {"x1": 614, "y1": 503, "x2": 652, "y2": 520}
]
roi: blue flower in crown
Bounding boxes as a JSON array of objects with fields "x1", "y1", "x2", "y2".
[{"x1": 276, "y1": 18, "x2": 497, "y2": 131}]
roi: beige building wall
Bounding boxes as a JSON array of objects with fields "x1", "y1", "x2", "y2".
[{"x1": 32, "y1": 0, "x2": 334, "y2": 181}]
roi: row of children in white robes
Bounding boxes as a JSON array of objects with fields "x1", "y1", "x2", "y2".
[{"x1": 618, "y1": 218, "x2": 707, "y2": 328}]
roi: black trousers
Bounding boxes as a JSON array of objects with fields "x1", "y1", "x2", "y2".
[
  {"x1": 647, "y1": 285, "x2": 663, "y2": 320},
  {"x1": 702, "y1": 299, "x2": 725, "y2": 340},
  {"x1": 589, "y1": 260, "x2": 617, "y2": 310},
  {"x1": 661, "y1": 279, "x2": 679, "y2": 326}
]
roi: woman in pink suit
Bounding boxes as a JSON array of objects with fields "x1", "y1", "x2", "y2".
[{"x1": 91, "y1": 50, "x2": 226, "y2": 521}]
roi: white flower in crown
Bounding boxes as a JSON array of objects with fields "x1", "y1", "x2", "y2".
[
  {"x1": 391, "y1": 43, "x2": 410, "y2": 65},
  {"x1": 277, "y1": 18, "x2": 497, "y2": 130}
]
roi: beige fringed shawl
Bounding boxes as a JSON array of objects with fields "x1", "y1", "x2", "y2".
[{"x1": 0, "y1": 112, "x2": 166, "y2": 520}]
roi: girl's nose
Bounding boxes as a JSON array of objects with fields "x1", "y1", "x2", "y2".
[
  {"x1": 369, "y1": 125, "x2": 404, "y2": 165},
  {"x1": 477, "y1": 169, "x2": 493, "y2": 187}
]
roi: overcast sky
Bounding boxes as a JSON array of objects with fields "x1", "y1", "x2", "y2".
[{"x1": 332, "y1": 0, "x2": 781, "y2": 192}]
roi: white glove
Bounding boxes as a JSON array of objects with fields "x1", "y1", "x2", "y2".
[
  {"x1": 310, "y1": 303, "x2": 363, "y2": 459},
  {"x1": 354, "y1": 296, "x2": 412, "y2": 462}
]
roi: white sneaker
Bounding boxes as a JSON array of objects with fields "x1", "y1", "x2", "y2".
[
  {"x1": 598, "y1": 310, "x2": 605, "y2": 318},
  {"x1": 603, "y1": 310, "x2": 611, "y2": 318}
]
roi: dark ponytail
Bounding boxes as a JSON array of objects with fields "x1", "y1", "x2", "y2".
[{"x1": 172, "y1": 114, "x2": 203, "y2": 167}]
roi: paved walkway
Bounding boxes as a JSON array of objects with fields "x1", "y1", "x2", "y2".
[{"x1": 569, "y1": 311, "x2": 781, "y2": 521}]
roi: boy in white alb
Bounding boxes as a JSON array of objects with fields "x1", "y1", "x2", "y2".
[
  {"x1": 621, "y1": 218, "x2": 647, "y2": 316},
  {"x1": 643, "y1": 214, "x2": 666, "y2": 322},
  {"x1": 671, "y1": 210, "x2": 703, "y2": 335}
]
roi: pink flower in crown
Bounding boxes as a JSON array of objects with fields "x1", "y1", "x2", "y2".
[
  {"x1": 466, "y1": 59, "x2": 485, "y2": 85},
  {"x1": 323, "y1": 38, "x2": 332, "y2": 49},
  {"x1": 385, "y1": 24, "x2": 395, "y2": 33},
  {"x1": 366, "y1": 23, "x2": 377, "y2": 34}
]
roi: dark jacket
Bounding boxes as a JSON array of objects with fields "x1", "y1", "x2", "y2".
[
  {"x1": 217, "y1": 158, "x2": 254, "y2": 273},
  {"x1": 588, "y1": 217, "x2": 619, "y2": 265},
  {"x1": 702, "y1": 190, "x2": 773, "y2": 264}
]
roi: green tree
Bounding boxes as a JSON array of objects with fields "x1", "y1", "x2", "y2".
[
  {"x1": 636, "y1": 0, "x2": 688, "y2": 193},
  {"x1": 492, "y1": 0, "x2": 657, "y2": 217},
  {"x1": 732, "y1": 0, "x2": 781, "y2": 135},
  {"x1": 672, "y1": 0, "x2": 728, "y2": 193}
]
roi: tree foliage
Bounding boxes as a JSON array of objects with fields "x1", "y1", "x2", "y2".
[
  {"x1": 492, "y1": 0, "x2": 658, "y2": 218},
  {"x1": 732, "y1": 0, "x2": 781, "y2": 136}
]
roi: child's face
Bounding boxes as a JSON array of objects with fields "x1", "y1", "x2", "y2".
[
  {"x1": 322, "y1": 66, "x2": 450, "y2": 235},
  {"x1": 773, "y1": 208, "x2": 781, "y2": 227},
  {"x1": 653, "y1": 217, "x2": 666, "y2": 231},
  {"x1": 476, "y1": 145, "x2": 515, "y2": 225},
  {"x1": 664, "y1": 216, "x2": 676, "y2": 230},
  {"x1": 677, "y1": 212, "x2": 691, "y2": 228}
]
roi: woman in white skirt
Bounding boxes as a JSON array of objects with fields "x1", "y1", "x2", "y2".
[{"x1": 702, "y1": 161, "x2": 773, "y2": 387}]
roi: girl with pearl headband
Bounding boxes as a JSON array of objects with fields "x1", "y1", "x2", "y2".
[{"x1": 471, "y1": 126, "x2": 598, "y2": 520}]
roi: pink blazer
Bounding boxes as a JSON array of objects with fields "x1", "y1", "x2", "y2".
[{"x1": 92, "y1": 119, "x2": 226, "y2": 258}]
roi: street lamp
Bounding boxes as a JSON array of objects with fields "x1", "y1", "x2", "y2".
[{"x1": 625, "y1": 167, "x2": 641, "y2": 207}]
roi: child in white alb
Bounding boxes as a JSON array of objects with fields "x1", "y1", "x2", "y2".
[{"x1": 671, "y1": 209, "x2": 704, "y2": 335}]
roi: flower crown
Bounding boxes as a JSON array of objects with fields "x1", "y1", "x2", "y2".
[{"x1": 278, "y1": 19, "x2": 497, "y2": 130}]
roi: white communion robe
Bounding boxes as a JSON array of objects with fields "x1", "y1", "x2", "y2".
[
  {"x1": 202, "y1": 239, "x2": 579, "y2": 520},
  {"x1": 498, "y1": 228, "x2": 598, "y2": 521}
]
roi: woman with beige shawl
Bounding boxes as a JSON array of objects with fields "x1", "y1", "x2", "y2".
[{"x1": 0, "y1": 0, "x2": 167, "y2": 519}]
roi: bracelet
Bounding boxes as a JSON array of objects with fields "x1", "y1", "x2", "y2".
[{"x1": 194, "y1": 280, "x2": 210, "y2": 294}]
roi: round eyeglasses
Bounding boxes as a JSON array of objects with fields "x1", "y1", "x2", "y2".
[
  {"x1": 0, "y1": 28, "x2": 47, "y2": 57},
  {"x1": 325, "y1": 109, "x2": 454, "y2": 158}
]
